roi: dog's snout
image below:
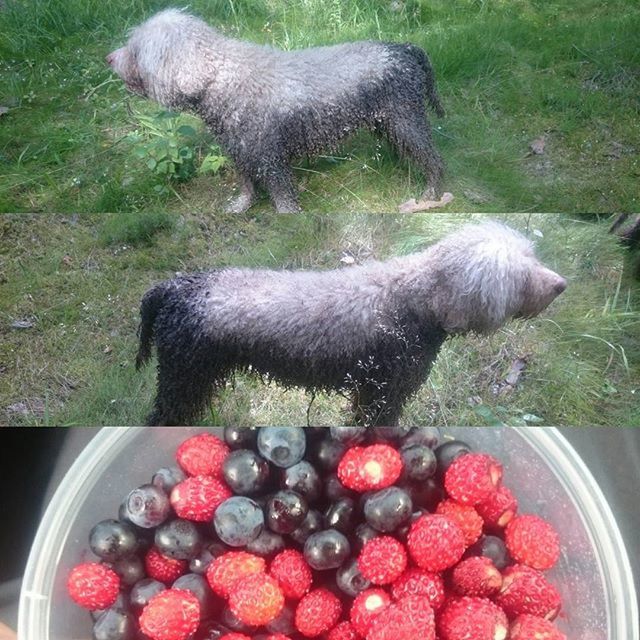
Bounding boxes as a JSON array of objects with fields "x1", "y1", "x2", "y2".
[
  {"x1": 106, "y1": 52, "x2": 116, "y2": 67},
  {"x1": 554, "y1": 276, "x2": 567, "y2": 295}
]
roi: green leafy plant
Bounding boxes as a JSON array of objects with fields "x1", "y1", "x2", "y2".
[{"x1": 127, "y1": 111, "x2": 226, "y2": 182}]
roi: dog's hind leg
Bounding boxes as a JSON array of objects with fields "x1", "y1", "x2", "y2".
[
  {"x1": 225, "y1": 172, "x2": 258, "y2": 214},
  {"x1": 262, "y1": 162, "x2": 301, "y2": 213}
]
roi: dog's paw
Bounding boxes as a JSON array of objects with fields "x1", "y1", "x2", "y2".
[{"x1": 398, "y1": 192, "x2": 454, "y2": 213}]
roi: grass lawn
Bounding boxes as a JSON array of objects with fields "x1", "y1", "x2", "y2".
[
  {"x1": 0, "y1": 0, "x2": 639, "y2": 213},
  {"x1": 1, "y1": 212, "x2": 638, "y2": 426}
]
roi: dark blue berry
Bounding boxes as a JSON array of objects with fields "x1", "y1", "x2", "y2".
[
  {"x1": 266, "y1": 490, "x2": 308, "y2": 534},
  {"x1": 370, "y1": 426, "x2": 412, "y2": 442},
  {"x1": 329, "y1": 427, "x2": 367, "y2": 445},
  {"x1": 89, "y1": 520, "x2": 138, "y2": 561},
  {"x1": 109, "y1": 556, "x2": 145, "y2": 586},
  {"x1": 289, "y1": 509, "x2": 323, "y2": 545},
  {"x1": 311, "y1": 437, "x2": 345, "y2": 472},
  {"x1": 400, "y1": 444, "x2": 437, "y2": 481},
  {"x1": 401, "y1": 427, "x2": 440, "y2": 449},
  {"x1": 400, "y1": 477, "x2": 444, "y2": 510},
  {"x1": 224, "y1": 426, "x2": 259, "y2": 450},
  {"x1": 129, "y1": 579, "x2": 165, "y2": 611},
  {"x1": 324, "y1": 473, "x2": 357, "y2": 502},
  {"x1": 303, "y1": 529, "x2": 350, "y2": 570},
  {"x1": 435, "y1": 439, "x2": 472, "y2": 478},
  {"x1": 122, "y1": 484, "x2": 170, "y2": 529},
  {"x1": 91, "y1": 592, "x2": 128, "y2": 621},
  {"x1": 352, "y1": 523, "x2": 378, "y2": 555},
  {"x1": 363, "y1": 487, "x2": 413, "y2": 532},
  {"x1": 221, "y1": 606, "x2": 257, "y2": 633},
  {"x1": 92, "y1": 608, "x2": 135, "y2": 640},
  {"x1": 336, "y1": 558, "x2": 371, "y2": 597},
  {"x1": 245, "y1": 527, "x2": 285, "y2": 557},
  {"x1": 222, "y1": 449, "x2": 270, "y2": 495},
  {"x1": 214, "y1": 496, "x2": 264, "y2": 546},
  {"x1": 324, "y1": 497, "x2": 356, "y2": 534},
  {"x1": 155, "y1": 519, "x2": 202, "y2": 559},
  {"x1": 151, "y1": 466, "x2": 186, "y2": 493},
  {"x1": 173, "y1": 573, "x2": 217, "y2": 618},
  {"x1": 257, "y1": 427, "x2": 306, "y2": 468},
  {"x1": 189, "y1": 542, "x2": 228, "y2": 574},
  {"x1": 465, "y1": 535, "x2": 511, "y2": 570},
  {"x1": 194, "y1": 622, "x2": 232, "y2": 640},
  {"x1": 265, "y1": 603, "x2": 296, "y2": 635},
  {"x1": 281, "y1": 460, "x2": 321, "y2": 503}
]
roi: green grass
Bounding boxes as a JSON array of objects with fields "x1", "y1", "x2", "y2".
[
  {"x1": 1, "y1": 213, "x2": 638, "y2": 426},
  {"x1": 1, "y1": 0, "x2": 639, "y2": 213}
]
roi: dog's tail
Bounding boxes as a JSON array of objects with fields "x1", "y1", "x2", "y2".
[
  {"x1": 136, "y1": 282, "x2": 169, "y2": 371},
  {"x1": 406, "y1": 44, "x2": 445, "y2": 118}
]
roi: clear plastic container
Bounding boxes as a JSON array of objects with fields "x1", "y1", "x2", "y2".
[{"x1": 18, "y1": 427, "x2": 638, "y2": 640}]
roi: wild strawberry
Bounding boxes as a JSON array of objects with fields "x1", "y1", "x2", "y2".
[
  {"x1": 219, "y1": 635, "x2": 251, "y2": 640},
  {"x1": 406, "y1": 514, "x2": 465, "y2": 571},
  {"x1": 444, "y1": 453, "x2": 502, "y2": 505},
  {"x1": 436, "y1": 499, "x2": 483, "y2": 545},
  {"x1": 337, "y1": 445, "x2": 403, "y2": 492},
  {"x1": 145, "y1": 547, "x2": 187, "y2": 584},
  {"x1": 350, "y1": 588, "x2": 392, "y2": 637},
  {"x1": 510, "y1": 614, "x2": 567, "y2": 640},
  {"x1": 170, "y1": 475, "x2": 232, "y2": 522},
  {"x1": 228, "y1": 572, "x2": 284, "y2": 626},
  {"x1": 391, "y1": 568, "x2": 445, "y2": 610},
  {"x1": 505, "y1": 514, "x2": 560, "y2": 570},
  {"x1": 476, "y1": 485, "x2": 517, "y2": 529},
  {"x1": 295, "y1": 588, "x2": 342, "y2": 637},
  {"x1": 496, "y1": 564, "x2": 561, "y2": 620},
  {"x1": 367, "y1": 595, "x2": 435, "y2": 640},
  {"x1": 451, "y1": 557, "x2": 502, "y2": 597},
  {"x1": 328, "y1": 621, "x2": 360, "y2": 640},
  {"x1": 264, "y1": 636, "x2": 293, "y2": 640},
  {"x1": 206, "y1": 551, "x2": 266, "y2": 597},
  {"x1": 269, "y1": 549, "x2": 312, "y2": 599},
  {"x1": 139, "y1": 589, "x2": 200, "y2": 640},
  {"x1": 438, "y1": 597, "x2": 508, "y2": 640},
  {"x1": 66, "y1": 562, "x2": 120, "y2": 610},
  {"x1": 176, "y1": 432, "x2": 229, "y2": 477},
  {"x1": 358, "y1": 536, "x2": 407, "y2": 585}
]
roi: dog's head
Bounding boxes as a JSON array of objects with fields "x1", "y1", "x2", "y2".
[{"x1": 429, "y1": 222, "x2": 566, "y2": 334}]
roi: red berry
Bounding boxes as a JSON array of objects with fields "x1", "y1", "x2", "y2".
[
  {"x1": 451, "y1": 557, "x2": 502, "y2": 597},
  {"x1": 206, "y1": 551, "x2": 266, "y2": 597},
  {"x1": 219, "y1": 635, "x2": 251, "y2": 640},
  {"x1": 139, "y1": 588, "x2": 200, "y2": 640},
  {"x1": 337, "y1": 445, "x2": 403, "y2": 492},
  {"x1": 391, "y1": 568, "x2": 445, "y2": 610},
  {"x1": 510, "y1": 614, "x2": 567, "y2": 640},
  {"x1": 358, "y1": 536, "x2": 407, "y2": 585},
  {"x1": 505, "y1": 514, "x2": 560, "y2": 570},
  {"x1": 444, "y1": 453, "x2": 502, "y2": 505},
  {"x1": 406, "y1": 514, "x2": 465, "y2": 571},
  {"x1": 367, "y1": 595, "x2": 435, "y2": 640},
  {"x1": 476, "y1": 485, "x2": 518, "y2": 529},
  {"x1": 176, "y1": 433, "x2": 230, "y2": 477},
  {"x1": 228, "y1": 572, "x2": 284, "y2": 626},
  {"x1": 496, "y1": 564, "x2": 562, "y2": 620},
  {"x1": 145, "y1": 546, "x2": 188, "y2": 584},
  {"x1": 295, "y1": 588, "x2": 342, "y2": 637},
  {"x1": 264, "y1": 636, "x2": 293, "y2": 640},
  {"x1": 269, "y1": 549, "x2": 312, "y2": 599},
  {"x1": 350, "y1": 588, "x2": 392, "y2": 637},
  {"x1": 328, "y1": 621, "x2": 361, "y2": 640},
  {"x1": 66, "y1": 562, "x2": 120, "y2": 610},
  {"x1": 438, "y1": 597, "x2": 508, "y2": 640},
  {"x1": 170, "y1": 475, "x2": 232, "y2": 522},
  {"x1": 435, "y1": 499, "x2": 483, "y2": 546}
]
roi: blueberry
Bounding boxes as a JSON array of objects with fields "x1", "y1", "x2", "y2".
[
  {"x1": 223, "y1": 449, "x2": 270, "y2": 495},
  {"x1": 281, "y1": 461, "x2": 321, "y2": 503},
  {"x1": 91, "y1": 592, "x2": 128, "y2": 621},
  {"x1": 122, "y1": 484, "x2": 170, "y2": 529},
  {"x1": 245, "y1": 528, "x2": 285, "y2": 557},
  {"x1": 400, "y1": 478, "x2": 444, "y2": 510},
  {"x1": 173, "y1": 573, "x2": 216, "y2": 618},
  {"x1": 289, "y1": 509, "x2": 323, "y2": 545},
  {"x1": 89, "y1": 520, "x2": 138, "y2": 561},
  {"x1": 151, "y1": 466, "x2": 186, "y2": 493},
  {"x1": 257, "y1": 427, "x2": 306, "y2": 468},
  {"x1": 189, "y1": 542, "x2": 228, "y2": 574},
  {"x1": 329, "y1": 427, "x2": 367, "y2": 446},
  {"x1": 92, "y1": 608, "x2": 135, "y2": 640},
  {"x1": 336, "y1": 558, "x2": 371, "y2": 597},
  {"x1": 363, "y1": 487, "x2": 413, "y2": 532},
  {"x1": 214, "y1": 496, "x2": 264, "y2": 546},
  {"x1": 400, "y1": 427, "x2": 440, "y2": 449},
  {"x1": 110, "y1": 555, "x2": 145, "y2": 586},
  {"x1": 195, "y1": 622, "x2": 232, "y2": 640},
  {"x1": 311, "y1": 437, "x2": 346, "y2": 472},
  {"x1": 224, "y1": 426, "x2": 259, "y2": 450},
  {"x1": 352, "y1": 523, "x2": 378, "y2": 555},
  {"x1": 221, "y1": 606, "x2": 257, "y2": 633},
  {"x1": 324, "y1": 473, "x2": 356, "y2": 502},
  {"x1": 370, "y1": 426, "x2": 412, "y2": 442},
  {"x1": 466, "y1": 535, "x2": 511, "y2": 570},
  {"x1": 266, "y1": 490, "x2": 308, "y2": 534},
  {"x1": 434, "y1": 440, "x2": 472, "y2": 478},
  {"x1": 155, "y1": 519, "x2": 202, "y2": 559},
  {"x1": 303, "y1": 529, "x2": 350, "y2": 570},
  {"x1": 265, "y1": 603, "x2": 296, "y2": 635},
  {"x1": 324, "y1": 497, "x2": 356, "y2": 534},
  {"x1": 400, "y1": 444, "x2": 437, "y2": 481},
  {"x1": 395, "y1": 509, "x2": 427, "y2": 542},
  {"x1": 129, "y1": 578, "x2": 165, "y2": 611}
]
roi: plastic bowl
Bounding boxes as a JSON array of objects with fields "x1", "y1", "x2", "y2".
[{"x1": 19, "y1": 427, "x2": 638, "y2": 640}]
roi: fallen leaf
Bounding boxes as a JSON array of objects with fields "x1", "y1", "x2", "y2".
[{"x1": 398, "y1": 191, "x2": 454, "y2": 213}]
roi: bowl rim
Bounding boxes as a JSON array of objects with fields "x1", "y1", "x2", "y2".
[{"x1": 18, "y1": 426, "x2": 639, "y2": 640}]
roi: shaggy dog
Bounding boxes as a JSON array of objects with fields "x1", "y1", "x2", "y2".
[
  {"x1": 106, "y1": 9, "x2": 445, "y2": 213},
  {"x1": 136, "y1": 222, "x2": 566, "y2": 426}
]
